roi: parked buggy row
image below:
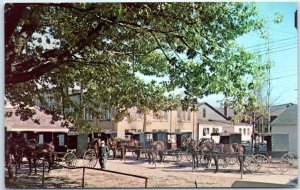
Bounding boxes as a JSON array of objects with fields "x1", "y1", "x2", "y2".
[{"x1": 6, "y1": 131, "x2": 296, "y2": 177}]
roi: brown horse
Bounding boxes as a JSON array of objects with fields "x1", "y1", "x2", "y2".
[
  {"x1": 147, "y1": 140, "x2": 166, "y2": 164},
  {"x1": 199, "y1": 140, "x2": 245, "y2": 173},
  {"x1": 107, "y1": 138, "x2": 126, "y2": 161},
  {"x1": 125, "y1": 139, "x2": 142, "y2": 160},
  {"x1": 22, "y1": 139, "x2": 56, "y2": 174}
]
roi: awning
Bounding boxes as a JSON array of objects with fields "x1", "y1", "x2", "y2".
[{"x1": 5, "y1": 107, "x2": 69, "y2": 133}]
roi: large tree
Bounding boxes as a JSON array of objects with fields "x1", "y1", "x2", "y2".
[{"x1": 5, "y1": 3, "x2": 267, "y2": 130}]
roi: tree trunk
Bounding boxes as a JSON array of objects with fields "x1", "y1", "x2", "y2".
[{"x1": 143, "y1": 113, "x2": 147, "y2": 132}]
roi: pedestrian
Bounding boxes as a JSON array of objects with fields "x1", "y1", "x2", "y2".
[{"x1": 98, "y1": 140, "x2": 109, "y2": 169}]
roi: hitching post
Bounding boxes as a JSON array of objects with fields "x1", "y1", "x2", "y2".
[
  {"x1": 145, "y1": 178, "x2": 148, "y2": 188},
  {"x1": 82, "y1": 167, "x2": 86, "y2": 188},
  {"x1": 240, "y1": 154, "x2": 243, "y2": 179},
  {"x1": 42, "y1": 159, "x2": 45, "y2": 188}
]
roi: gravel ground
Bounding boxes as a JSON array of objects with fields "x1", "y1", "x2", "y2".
[{"x1": 4, "y1": 152, "x2": 298, "y2": 188}]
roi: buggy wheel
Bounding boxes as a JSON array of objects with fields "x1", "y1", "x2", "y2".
[
  {"x1": 244, "y1": 156, "x2": 260, "y2": 173},
  {"x1": 172, "y1": 149, "x2": 182, "y2": 163},
  {"x1": 63, "y1": 152, "x2": 77, "y2": 167},
  {"x1": 244, "y1": 154, "x2": 269, "y2": 173},
  {"x1": 279, "y1": 152, "x2": 295, "y2": 174},
  {"x1": 252, "y1": 154, "x2": 270, "y2": 173},
  {"x1": 224, "y1": 157, "x2": 238, "y2": 165},
  {"x1": 83, "y1": 149, "x2": 97, "y2": 168}
]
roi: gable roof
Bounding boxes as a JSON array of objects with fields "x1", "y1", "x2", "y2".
[
  {"x1": 271, "y1": 104, "x2": 298, "y2": 126},
  {"x1": 198, "y1": 102, "x2": 229, "y2": 120}
]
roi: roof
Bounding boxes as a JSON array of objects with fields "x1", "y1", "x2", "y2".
[
  {"x1": 5, "y1": 106, "x2": 69, "y2": 133},
  {"x1": 271, "y1": 104, "x2": 298, "y2": 126},
  {"x1": 270, "y1": 103, "x2": 294, "y2": 116},
  {"x1": 215, "y1": 107, "x2": 235, "y2": 118},
  {"x1": 198, "y1": 102, "x2": 229, "y2": 120}
]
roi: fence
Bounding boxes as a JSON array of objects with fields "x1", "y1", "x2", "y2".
[{"x1": 13, "y1": 158, "x2": 148, "y2": 188}]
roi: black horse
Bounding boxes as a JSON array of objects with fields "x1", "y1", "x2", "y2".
[{"x1": 182, "y1": 137, "x2": 201, "y2": 169}]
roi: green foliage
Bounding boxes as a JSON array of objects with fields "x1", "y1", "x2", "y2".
[{"x1": 5, "y1": 2, "x2": 267, "y2": 132}]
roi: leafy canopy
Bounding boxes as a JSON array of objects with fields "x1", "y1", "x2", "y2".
[{"x1": 5, "y1": 3, "x2": 267, "y2": 131}]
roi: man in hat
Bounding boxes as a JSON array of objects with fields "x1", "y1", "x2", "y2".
[{"x1": 98, "y1": 140, "x2": 110, "y2": 169}]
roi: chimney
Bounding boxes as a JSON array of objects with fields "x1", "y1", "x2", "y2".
[{"x1": 224, "y1": 102, "x2": 229, "y2": 118}]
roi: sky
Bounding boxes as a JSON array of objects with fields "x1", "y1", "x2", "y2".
[{"x1": 201, "y1": 2, "x2": 298, "y2": 108}]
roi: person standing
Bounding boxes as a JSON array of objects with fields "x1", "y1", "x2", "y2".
[{"x1": 98, "y1": 140, "x2": 109, "y2": 169}]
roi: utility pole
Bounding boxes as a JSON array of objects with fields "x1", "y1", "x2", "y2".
[{"x1": 267, "y1": 19, "x2": 271, "y2": 134}]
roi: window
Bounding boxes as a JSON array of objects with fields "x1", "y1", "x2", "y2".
[
  {"x1": 187, "y1": 110, "x2": 191, "y2": 121},
  {"x1": 164, "y1": 129, "x2": 168, "y2": 132},
  {"x1": 177, "y1": 108, "x2": 181, "y2": 121},
  {"x1": 152, "y1": 129, "x2": 157, "y2": 132},
  {"x1": 146, "y1": 134, "x2": 153, "y2": 141},
  {"x1": 58, "y1": 134, "x2": 65, "y2": 146},
  {"x1": 247, "y1": 128, "x2": 250, "y2": 135},
  {"x1": 125, "y1": 135, "x2": 131, "y2": 140},
  {"x1": 137, "y1": 129, "x2": 142, "y2": 133},
  {"x1": 163, "y1": 111, "x2": 168, "y2": 121},
  {"x1": 84, "y1": 108, "x2": 93, "y2": 121},
  {"x1": 23, "y1": 133, "x2": 27, "y2": 141},
  {"x1": 99, "y1": 108, "x2": 112, "y2": 120},
  {"x1": 182, "y1": 111, "x2": 186, "y2": 121},
  {"x1": 203, "y1": 108, "x2": 206, "y2": 118},
  {"x1": 38, "y1": 134, "x2": 44, "y2": 144},
  {"x1": 243, "y1": 128, "x2": 246, "y2": 135},
  {"x1": 153, "y1": 111, "x2": 168, "y2": 120},
  {"x1": 131, "y1": 129, "x2": 136, "y2": 133},
  {"x1": 213, "y1": 128, "x2": 219, "y2": 133},
  {"x1": 239, "y1": 128, "x2": 242, "y2": 134},
  {"x1": 125, "y1": 129, "x2": 130, "y2": 133},
  {"x1": 203, "y1": 128, "x2": 209, "y2": 136}
]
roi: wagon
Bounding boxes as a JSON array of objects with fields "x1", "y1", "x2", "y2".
[
  {"x1": 81, "y1": 138, "x2": 101, "y2": 168},
  {"x1": 55, "y1": 149, "x2": 78, "y2": 168}
]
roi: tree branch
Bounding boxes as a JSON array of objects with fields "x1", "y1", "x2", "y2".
[{"x1": 6, "y1": 21, "x2": 108, "y2": 85}]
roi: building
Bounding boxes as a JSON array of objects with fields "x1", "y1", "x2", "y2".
[
  {"x1": 5, "y1": 103, "x2": 70, "y2": 152},
  {"x1": 271, "y1": 104, "x2": 298, "y2": 155},
  {"x1": 197, "y1": 103, "x2": 252, "y2": 143}
]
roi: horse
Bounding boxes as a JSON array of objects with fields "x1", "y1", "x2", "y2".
[
  {"x1": 199, "y1": 140, "x2": 245, "y2": 173},
  {"x1": 147, "y1": 140, "x2": 166, "y2": 165},
  {"x1": 87, "y1": 138, "x2": 100, "y2": 156},
  {"x1": 182, "y1": 137, "x2": 201, "y2": 169},
  {"x1": 124, "y1": 139, "x2": 142, "y2": 160},
  {"x1": 22, "y1": 139, "x2": 55, "y2": 174},
  {"x1": 107, "y1": 138, "x2": 126, "y2": 161},
  {"x1": 5, "y1": 136, "x2": 14, "y2": 179}
]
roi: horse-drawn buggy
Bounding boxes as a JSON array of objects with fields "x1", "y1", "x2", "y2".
[{"x1": 179, "y1": 133, "x2": 296, "y2": 174}]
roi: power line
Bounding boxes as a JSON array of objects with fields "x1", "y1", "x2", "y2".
[
  {"x1": 267, "y1": 74, "x2": 297, "y2": 81},
  {"x1": 252, "y1": 44, "x2": 297, "y2": 54},
  {"x1": 244, "y1": 36, "x2": 296, "y2": 50},
  {"x1": 253, "y1": 43, "x2": 297, "y2": 53}
]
